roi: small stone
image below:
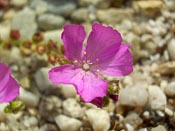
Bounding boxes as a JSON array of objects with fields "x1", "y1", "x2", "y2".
[
  {"x1": 0, "y1": 103, "x2": 8, "y2": 121},
  {"x1": 39, "y1": 96, "x2": 62, "y2": 122},
  {"x1": 34, "y1": 67, "x2": 52, "y2": 91},
  {"x1": 167, "y1": 39, "x2": 175, "y2": 60},
  {"x1": 78, "y1": 0, "x2": 111, "y2": 8},
  {"x1": 38, "y1": 14, "x2": 65, "y2": 30},
  {"x1": 19, "y1": 88, "x2": 39, "y2": 107},
  {"x1": 124, "y1": 112, "x2": 143, "y2": 128},
  {"x1": 133, "y1": 0, "x2": 163, "y2": 17},
  {"x1": 60, "y1": 84, "x2": 77, "y2": 98},
  {"x1": 71, "y1": 8, "x2": 88, "y2": 23},
  {"x1": 19, "y1": 77, "x2": 30, "y2": 89},
  {"x1": 86, "y1": 108, "x2": 110, "y2": 131},
  {"x1": 3, "y1": 9, "x2": 16, "y2": 21},
  {"x1": 151, "y1": 125, "x2": 166, "y2": 131},
  {"x1": 125, "y1": 123, "x2": 134, "y2": 131},
  {"x1": 0, "y1": 25, "x2": 10, "y2": 40},
  {"x1": 11, "y1": 7, "x2": 37, "y2": 40},
  {"x1": 148, "y1": 85, "x2": 167, "y2": 110},
  {"x1": 55, "y1": 115, "x2": 82, "y2": 131},
  {"x1": 63, "y1": 98, "x2": 84, "y2": 118},
  {"x1": 119, "y1": 85, "x2": 148, "y2": 107},
  {"x1": 96, "y1": 8, "x2": 134, "y2": 24},
  {"x1": 28, "y1": 116, "x2": 38, "y2": 126},
  {"x1": 43, "y1": 30, "x2": 62, "y2": 44},
  {"x1": 155, "y1": 62, "x2": 175, "y2": 75},
  {"x1": 164, "y1": 107, "x2": 173, "y2": 116},
  {"x1": 11, "y1": 0, "x2": 28, "y2": 7},
  {"x1": 164, "y1": 82, "x2": 175, "y2": 97}
]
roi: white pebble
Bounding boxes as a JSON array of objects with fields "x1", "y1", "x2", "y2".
[
  {"x1": 55, "y1": 115, "x2": 82, "y2": 131},
  {"x1": 86, "y1": 108, "x2": 110, "y2": 131},
  {"x1": 148, "y1": 85, "x2": 167, "y2": 110},
  {"x1": 63, "y1": 98, "x2": 84, "y2": 118}
]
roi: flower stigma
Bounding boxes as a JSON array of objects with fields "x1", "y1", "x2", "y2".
[{"x1": 82, "y1": 63, "x2": 90, "y2": 71}]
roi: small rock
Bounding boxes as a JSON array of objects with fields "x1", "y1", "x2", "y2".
[
  {"x1": 0, "y1": 24, "x2": 10, "y2": 40},
  {"x1": 151, "y1": 125, "x2": 166, "y2": 131},
  {"x1": 78, "y1": 0, "x2": 111, "y2": 9},
  {"x1": 124, "y1": 33, "x2": 140, "y2": 62},
  {"x1": 38, "y1": 14, "x2": 65, "y2": 30},
  {"x1": 30, "y1": 0, "x2": 48, "y2": 14},
  {"x1": 39, "y1": 124, "x2": 58, "y2": 131},
  {"x1": 3, "y1": 9, "x2": 16, "y2": 21},
  {"x1": 86, "y1": 108, "x2": 110, "y2": 131},
  {"x1": 19, "y1": 88, "x2": 39, "y2": 107},
  {"x1": 34, "y1": 67, "x2": 52, "y2": 91},
  {"x1": 148, "y1": 85, "x2": 167, "y2": 110},
  {"x1": 164, "y1": 107, "x2": 173, "y2": 116},
  {"x1": 167, "y1": 39, "x2": 175, "y2": 60},
  {"x1": 39, "y1": 96, "x2": 62, "y2": 122},
  {"x1": 164, "y1": 82, "x2": 175, "y2": 97},
  {"x1": 31, "y1": 0, "x2": 76, "y2": 16},
  {"x1": 11, "y1": 0, "x2": 28, "y2": 7},
  {"x1": 71, "y1": 8, "x2": 88, "y2": 23},
  {"x1": 125, "y1": 123, "x2": 134, "y2": 131},
  {"x1": 63, "y1": 98, "x2": 84, "y2": 118},
  {"x1": 124, "y1": 112, "x2": 143, "y2": 128},
  {"x1": 19, "y1": 77, "x2": 30, "y2": 89},
  {"x1": 133, "y1": 0, "x2": 163, "y2": 17},
  {"x1": 55, "y1": 115, "x2": 82, "y2": 131},
  {"x1": 60, "y1": 84, "x2": 77, "y2": 98},
  {"x1": 11, "y1": 7, "x2": 37, "y2": 40},
  {"x1": 0, "y1": 103, "x2": 8, "y2": 121},
  {"x1": 43, "y1": 30, "x2": 62, "y2": 44},
  {"x1": 96, "y1": 8, "x2": 134, "y2": 24},
  {"x1": 155, "y1": 62, "x2": 175, "y2": 75},
  {"x1": 119, "y1": 85, "x2": 148, "y2": 107}
]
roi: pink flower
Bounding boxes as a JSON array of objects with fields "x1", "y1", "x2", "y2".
[
  {"x1": 0, "y1": 62, "x2": 20, "y2": 102},
  {"x1": 49, "y1": 23, "x2": 133, "y2": 107}
]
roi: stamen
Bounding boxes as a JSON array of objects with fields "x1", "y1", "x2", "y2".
[
  {"x1": 96, "y1": 69, "x2": 100, "y2": 73},
  {"x1": 83, "y1": 51, "x2": 87, "y2": 55},
  {"x1": 73, "y1": 60, "x2": 78, "y2": 64}
]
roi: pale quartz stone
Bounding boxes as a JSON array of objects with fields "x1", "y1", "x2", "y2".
[
  {"x1": 86, "y1": 108, "x2": 110, "y2": 131},
  {"x1": 63, "y1": 98, "x2": 84, "y2": 118},
  {"x1": 148, "y1": 85, "x2": 167, "y2": 110},
  {"x1": 55, "y1": 115, "x2": 82, "y2": 131}
]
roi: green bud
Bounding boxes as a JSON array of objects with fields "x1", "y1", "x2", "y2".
[{"x1": 4, "y1": 100, "x2": 25, "y2": 114}]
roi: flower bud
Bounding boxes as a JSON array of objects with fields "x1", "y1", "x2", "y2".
[
  {"x1": 10, "y1": 29, "x2": 20, "y2": 40},
  {"x1": 32, "y1": 32, "x2": 44, "y2": 43}
]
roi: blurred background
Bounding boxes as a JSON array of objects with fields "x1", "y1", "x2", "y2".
[{"x1": 0, "y1": 0, "x2": 175, "y2": 131}]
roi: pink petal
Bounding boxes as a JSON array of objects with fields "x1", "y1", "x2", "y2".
[
  {"x1": 90, "y1": 97, "x2": 103, "y2": 108},
  {"x1": 93, "y1": 44, "x2": 133, "y2": 76},
  {"x1": 0, "y1": 63, "x2": 11, "y2": 88},
  {"x1": 49, "y1": 65, "x2": 107, "y2": 102},
  {"x1": 61, "y1": 24, "x2": 86, "y2": 61},
  {"x1": 84, "y1": 23, "x2": 122, "y2": 64},
  {"x1": 0, "y1": 63, "x2": 19, "y2": 102}
]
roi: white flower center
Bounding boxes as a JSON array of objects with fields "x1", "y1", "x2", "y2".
[{"x1": 82, "y1": 63, "x2": 90, "y2": 71}]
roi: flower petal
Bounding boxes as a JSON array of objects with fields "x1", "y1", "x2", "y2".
[
  {"x1": 0, "y1": 63, "x2": 19, "y2": 102},
  {"x1": 61, "y1": 24, "x2": 86, "y2": 61},
  {"x1": 93, "y1": 44, "x2": 133, "y2": 76},
  {"x1": 49, "y1": 65, "x2": 107, "y2": 102},
  {"x1": 90, "y1": 97, "x2": 103, "y2": 108},
  {"x1": 0, "y1": 63, "x2": 11, "y2": 89},
  {"x1": 84, "y1": 23, "x2": 122, "y2": 64}
]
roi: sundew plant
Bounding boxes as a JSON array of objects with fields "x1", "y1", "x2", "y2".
[{"x1": 0, "y1": 23, "x2": 133, "y2": 109}]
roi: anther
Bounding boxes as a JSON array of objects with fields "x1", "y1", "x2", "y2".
[{"x1": 83, "y1": 51, "x2": 87, "y2": 55}]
